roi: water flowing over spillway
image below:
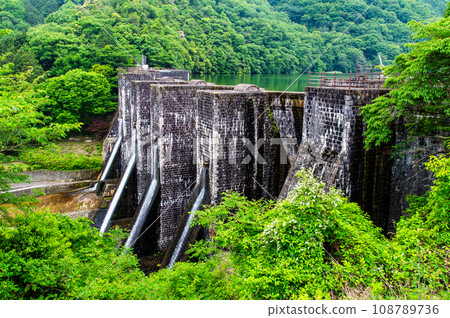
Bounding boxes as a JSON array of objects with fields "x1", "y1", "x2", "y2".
[
  {"x1": 125, "y1": 145, "x2": 160, "y2": 248},
  {"x1": 168, "y1": 166, "x2": 209, "y2": 269}
]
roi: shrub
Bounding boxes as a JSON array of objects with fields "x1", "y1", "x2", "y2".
[
  {"x1": 84, "y1": 118, "x2": 112, "y2": 139},
  {"x1": 188, "y1": 169, "x2": 390, "y2": 299},
  {"x1": 0, "y1": 209, "x2": 148, "y2": 300},
  {"x1": 19, "y1": 145, "x2": 102, "y2": 170},
  {"x1": 41, "y1": 69, "x2": 115, "y2": 125},
  {"x1": 152, "y1": 166, "x2": 450, "y2": 300}
]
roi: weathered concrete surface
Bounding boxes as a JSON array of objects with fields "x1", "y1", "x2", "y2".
[
  {"x1": 115, "y1": 69, "x2": 305, "y2": 252},
  {"x1": 280, "y1": 88, "x2": 386, "y2": 197},
  {"x1": 280, "y1": 86, "x2": 437, "y2": 233},
  {"x1": 107, "y1": 68, "x2": 439, "y2": 256},
  {"x1": 196, "y1": 90, "x2": 304, "y2": 206},
  {"x1": 9, "y1": 180, "x2": 92, "y2": 196},
  {"x1": 22, "y1": 169, "x2": 99, "y2": 182},
  {"x1": 386, "y1": 120, "x2": 442, "y2": 233},
  {"x1": 111, "y1": 73, "x2": 191, "y2": 237},
  {"x1": 147, "y1": 83, "x2": 233, "y2": 250}
]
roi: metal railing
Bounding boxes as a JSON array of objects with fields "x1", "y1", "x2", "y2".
[
  {"x1": 308, "y1": 71, "x2": 385, "y2": 89},
  {"x1": 308, "y1": 64, "x2": 384, "y2": 89},
  {"x1": 356, "y1": 63, "x2": 382, "y2": 75}
]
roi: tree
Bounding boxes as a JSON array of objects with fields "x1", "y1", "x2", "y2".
[
  {"x1": 144, "y1": 164, "x2": 450, "y2": 300},
  {"x1": 0, "y1": 59, "x2": 78, "y2": 211},
  {"x1": 0, "y1": 0, "x2": 29, "y2": 30},
  {"x1": 0, "y1": 29, "x2": 12, "y2": 37},
  {"x1": 0, "y1": 209, "x2": 148, "y2": 299},
  {"x1": 42, "y1": 69, "x2": 115, "y2": 124},
  {"x1": 362, "y1": 6, "x2": 450, "y2": 149}
]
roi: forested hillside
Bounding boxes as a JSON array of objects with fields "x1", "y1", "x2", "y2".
[
  {"x1": 0, "y1": 0, "x2": 65, "y2": 30},
  {"x1": 0, "y1": 0, "x2": 447, "y2": 131},
  {"x1": 1, "y1": 0, "x2": 448, "y2": 77},
  {"x1": 271, "y1": 0, "x2": 448, "y2": 64}
]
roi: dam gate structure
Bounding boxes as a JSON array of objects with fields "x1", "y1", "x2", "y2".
[{"x1": 94, "y1": 67, "x2": 435, "y2": 267}]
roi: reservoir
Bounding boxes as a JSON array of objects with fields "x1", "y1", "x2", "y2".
[{"x1": 192, "y1": 73, "x2": 310, "y2": 92}]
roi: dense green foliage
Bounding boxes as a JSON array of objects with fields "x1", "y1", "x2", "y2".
[
  {"x1": 0, "y1": 56, "x2": 78, "y2": 210},
  {"x1": 1, "y1": 0, "x2": 448, "y2": 78},
  {"x1": 0, "y1": 210, "x2": 148, "y2": 299},
  {"x1": 362, "y1": 4, "x2": 450, "y2": 149},
  {"x1": 271, "y1": 0, "x2": 448, "y2": 66},
  {"x1": 389, "y1": 154, "x2": 450, "y2": 297},
  {"x1": 41, "y1": 69, "x2": 115, "y2": 124},
  {"x1": 19, "y1": 145, "x2": 102, "y2": 170},
  {"x1": 0, "y1": 0, "x2": 65, "y2": 31},
  {"x1": 187, "y1": 170, "x2": 389, "y2": 299},
  {"x1": 147, "y1": 166, "x2": 450, "y2": 300},
  {"x1": 0, "y1": 0, "x2": 447, "y2": 129},
  {"x1": 0, "y1": 60, "x2": 76, "y2": 152},
  {"x1": 1, "y1": 164, "x2": 449, "y2": 299}
]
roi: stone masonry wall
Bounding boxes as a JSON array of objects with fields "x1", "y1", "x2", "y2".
[
  {"x1": 280, "y1": 87, "x2": 392, "y2": 227},
  {"x1": 118, "y1": 70, "x2": 189, "y2": 170},
  {"x1": 196, "y1": 90, "x2": 304, "y2": 206},
  {"x1": 116, "y1": 71, "x2": 306, "y2": 253},
  {"x1": 269, "y1": 92, "x2": 304, "y2": 163},
  {"x1": 133, "y1": 80, "x2": 188, "y2": 200},
  {"x1": 109, "y1": 69, "x2": 439, "y2": 255},
  {"x1": 148, "y1": 84, "x2": 233, "y2": 250},
  {"x1": 119, "y1": 73, "x2": 154, "y2": 170},
  {"x1": 387, "y1": 120, "x2": 442, "y2": 233}
]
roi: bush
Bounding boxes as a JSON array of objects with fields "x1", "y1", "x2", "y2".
[
  {"x1": 0, "y1": 209, "x2": 148, "y2": 300},
  {"x1": 19, "y1": 145, "x2": 102, "y2": 170},
  {"x1": 2, "y1": 163, "x2": 448, "y2": 300},
  {"x1": 41, "y1": 69, "x2": 115, "y2": 125},
  {"x1": 390, "y1": 154, "x2": 450, "y2": 297},
  {"x1": 84, "y1": 117, "x2": 112, "y2": 139},
  {"x1": 187, "y1": 169, "x2": 390, "y2": 299},
  {"x1": 146, "y1": 255, "x2": 239, "y2": 300},
  {"x1": 149, "y1": 166, "x2": 450, "y2": 300}
]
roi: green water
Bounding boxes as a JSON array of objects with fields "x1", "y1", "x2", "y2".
[{"x1": 191, "y1": 73, "x2": 310, "y2": 92}]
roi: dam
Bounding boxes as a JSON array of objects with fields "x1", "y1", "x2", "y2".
[{"x1": 93, "y1": 67, "x2": 435, "y2": 266}]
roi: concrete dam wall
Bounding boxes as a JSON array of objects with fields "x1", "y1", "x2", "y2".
[
  {"x1": 100, "y1": 69, "x2": 304, "y2": 257},
  {"x1": 97, "y1": 68, "x2": 434, "y2": 263},
  {"x1": 281, "y1": 86, "x2": 436, "y2": 233}
]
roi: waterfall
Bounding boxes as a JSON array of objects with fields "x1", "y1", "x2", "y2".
[
  {"x1": 168, "y1": 166, "x2": 209, "y2": 269},
  {"x1": 125, "y1": 145, "x2": 160, "y2": 248}
]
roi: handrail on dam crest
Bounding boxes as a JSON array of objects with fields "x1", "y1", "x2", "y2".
[{"x1": 308, "y1": 65, "x2": 384, "y2": 89}]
